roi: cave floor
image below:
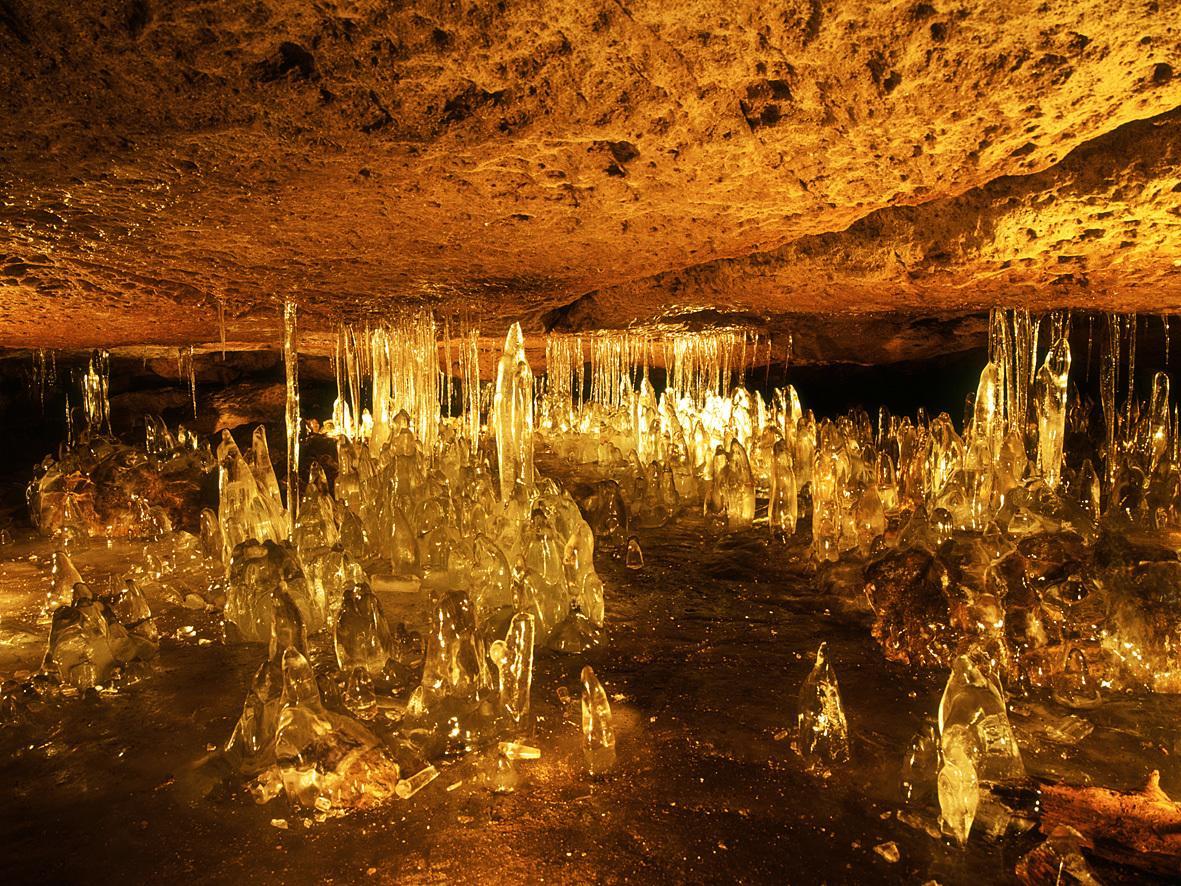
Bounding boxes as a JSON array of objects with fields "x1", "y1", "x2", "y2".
[{"x1": 1, "y1": 462, "x2": 1178, "y2": 884}]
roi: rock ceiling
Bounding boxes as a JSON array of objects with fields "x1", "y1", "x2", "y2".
[{"x1": 0, "y1": 0, "x2": 1179, "y2": 359}]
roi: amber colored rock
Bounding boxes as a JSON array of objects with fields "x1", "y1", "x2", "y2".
[
  {"x1": 863, "y1": 548, "x2": 958, "y2": 669},
  {"x1": 0, "y1": 2, "x2": 1178, "y2": 350},
  {"x1": 1039, "y1": 771, "x2": 1181, "y2": 877}
]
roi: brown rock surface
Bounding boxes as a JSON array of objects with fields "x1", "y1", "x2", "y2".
[{"x1": 0, "y1": 1, "x2": 1179, "y2": 352}]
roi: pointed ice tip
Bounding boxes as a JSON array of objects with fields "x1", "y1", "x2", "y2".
[
  {"x1": 815, "y1": 641, "x2": 828, "y2": 663},
  {"x1": 504, "y1": 322, "x2": 525, "y2": 353}
]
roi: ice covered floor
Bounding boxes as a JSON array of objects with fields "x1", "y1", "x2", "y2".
[{"x1": 1, "y1": 469, "x2": 1178, "y2": 884}]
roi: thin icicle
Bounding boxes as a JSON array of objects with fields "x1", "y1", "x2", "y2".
[{"x1": 283, "y1": 299, "x2": 300, "y2": 538}]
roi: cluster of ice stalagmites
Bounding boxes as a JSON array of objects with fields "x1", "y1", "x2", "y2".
[
  {"x1": 209, "y1": 325, "x2": 614, "y2": 814},
  {"x1": 539, "y1": 315, "x2": 1181, "y2": 697},
  {"x1": 5, "y1": 413, "x2": 226, "y2": 723},
  {"x1": 0, "y1": 549, "x2": 161, "y2": 721}
]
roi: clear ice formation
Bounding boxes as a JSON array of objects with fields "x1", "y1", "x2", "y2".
[
  {"x1": 938, "y1": 724, "x2": 980, "y2": 846},
  {"x1": 580, "y1": 665, "x2": 616, "y2": 775},
  {"x1": 282, "y1": 299, "x2": 301, "y2": 538},
  {"x1": 272, "y1": 648, "x2": 398, "y2": 809},
  {"x1": 796, "y1": 642, "x2": 850, "y2": 772},
  {"x1": 294, "y1": 462, "x2": 339, "y2": 558},
  {"x1": 217, "y1": 429, "x2": 285, "y2": 554},
  {"x1": 42, "y1": 577, "x2": 159, "y2": 690},
  {"x1": 768, "y1": 439, "x2": 798, "y2": 538},
  {"x1": 1034, "y1": 329, "x2": 1071, "y2": 488},
  {"x1": 223, "y1": 645, "x2": 400, "y2": 810},
  {"x1": 493, "y1": 322, "x2": 535, "y2": 502},
  {"x1": 36, "y1": 308, "x2": 1181, "y2": 839},
  {"x1": 900, "y1": 718, "x2": 941, "y2": 813},
  {"x1": 226, "y1": 655, "x2": 284, "y2": 767},
  {"x1": 488, "y1": 610, "x2": 534, "y2": 727},
  {"x1": 225, "y1": 540, "x2": 320, "y2": 644},
  {"x1": 419, "y1": 590, "x2": 488, "y2": 708},
  {"x1": 395, "y1": 764, "x2": 439, "y2": 799},
  {"x1": 624, "y1": 535, "x2": 644, "y2": 569},
  {"x1": 334, "y1": 582, "x2": 393, "y2": 675},
  {"x1": 344, "y1": 666, "x2": 378, "y2": 720},
  {"x1": 49, "y1": 549, "x2": 83, "y2": 610},
  {"x1": 938, "y1": 653, "x2": 1024, "y2": 784}
]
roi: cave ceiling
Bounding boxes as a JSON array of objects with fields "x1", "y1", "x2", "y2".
[{"x1": 0, "y1": 0, "x2": 1179, "y2": 360}]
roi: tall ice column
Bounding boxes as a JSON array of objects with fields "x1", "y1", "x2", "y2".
[{"x1": 283, "y1": 299, "x2": 300, "y2": 538}]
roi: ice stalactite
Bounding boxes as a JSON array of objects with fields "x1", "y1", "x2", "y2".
[
  {"x1": 369, "y1": 314, "x2": 441, "y2": 454},
  {"x1": 178, "y1": 346, "x2": 197, "y2": 419},
  {"x1": 283, "y1": 299, "x2": 300, "y2": 538},
  {"x1": 81, "y1": 349, "x2": 111, "y2": 436},
  {"x1": 460, "y1": 326, "x2": 481, "y2": 454},
  {"x1": 31, "y1": 348, "x2": 54, "y2": 412},
  {"x1": 217, "y1": 295, "x2": 227, "y2": 361}
]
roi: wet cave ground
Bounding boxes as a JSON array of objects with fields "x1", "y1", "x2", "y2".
[{"x1": 0, "y1": 338, "x2": 1178, "y2": 884}]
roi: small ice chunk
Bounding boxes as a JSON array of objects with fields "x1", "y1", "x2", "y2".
[
  {"x1": 874, "y1": 841, "x2": 900, "y2": 863},
  {"x1": 396, "y1": 764, "x2": 439, "y2": 799},
  {"x1": 796, "y1": 642, "x2": 850, "y2": 772},
  {"x1": 498, "y1": 741, "x2": 541, "y2": 761}
]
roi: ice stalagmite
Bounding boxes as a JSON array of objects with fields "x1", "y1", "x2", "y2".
[
  {"x1": 469, "y1": 534, "x2": 513, "y2": 622},
  {"x1": 344, "y1": 667, "x2": 377, "y2": 719},
  {"x1": 493, "y1": 322, "x2": 534, "y2": 501},
  {"x1": 634, "y1": 377, "x2": 659, "y2": 465},
  {"x1": 249, "y1": 427, "x2": 285, "y2": 517},
  {"x1": 855, "y1": 483, "x2": 886, "y2": 552},
  {"x1": 1035, "y1": 330, "x2": 1071, "y2": 488},
  {"x1": 334, "y1": 583, "x2": 392, "y2": 675},
  {"x1": 938, "y1": 725, "x2": 979, "y2": 846},
  {"x1": 268, "y1": 587, "x2": 308, "y2": 659},
  {"x1": 388, "y1": 505, "x2": 420, "y2": 578},
  {"x1": 725, "y1": 439, "x2": 756, "y2": 529},
  {"x1": 488, "y1": 610, "x2": 534, "y2": 726},
  {"x1": 274, "y1": 648, "x2": 335, "y2": 806},
  {"x1": 45, "y1": 597, "x2": 117, "y2": 689},
  {"x1": 224, "y1": 540, "x2": 312, "y2": 644},
  {"x1": 113, "y1": 578, "x2": 158, "y2": 655},
  {"x1": 1147, "y1": 371, "x2": 1170, "y2": 473},
  {"x1": 49, "y1": 549, "x2": 83, "y2": 610},
  {"x1": 199, "y1": 507, "x2": 225, "y2": 562},
  {"x1": 1077, "y1": 458, "x2": 1101, "y2": 521},
  {"x1": 420, "y1": 590, "x2": 487, "y2": 706},
  {"x1": 217, "y1": 429, "x2": 284, "y2": 553},
  {"x1": 972, "y1": 361, "x2": 1004, "y2": 456},
  {"x1": 580, "y1": 665, "x2": 616, "y2": 774},
  {"x1": 520, "y1": 509, "x2": 569, "y2": 639},
  {"x1": 900, "y1": 718, "x2": 940, "y2": 812},
  {"x1": 796, "y1": 641, "x2": 850, "y2": 772},
  {"x1": 226, "y1": 655, "x2": 284, "y2": 764},
  {"x1": 294, "y1": 461, "x2": 339, "y2": 558},
  {"x1": 768, "y1": 439, "x2": 797, "y2": 538},
  {"x1": 938, "y1": 653, "x2": 1024, "y2": 783},
  {"x1": 624, "y1": 536, "x2": 644, "y2": 569}
]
